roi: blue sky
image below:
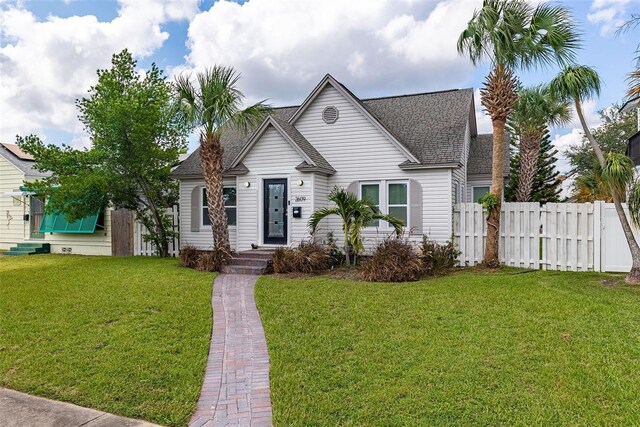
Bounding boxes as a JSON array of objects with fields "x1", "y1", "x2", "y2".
[{"x1": 1, "y1": 0, "x2": 639, "y2": 174}]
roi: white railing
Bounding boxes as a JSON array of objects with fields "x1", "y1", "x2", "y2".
[
  {"x1": 454, "y1": 201, "x2": 633, "y2": 273},
  {"x1": 133, "y1": 206, "x2": 179, "y2": 257}
]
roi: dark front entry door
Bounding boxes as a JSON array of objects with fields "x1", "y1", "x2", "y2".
[{"x1": 264, "y1": 179, "x2": 288, "y2": 245}]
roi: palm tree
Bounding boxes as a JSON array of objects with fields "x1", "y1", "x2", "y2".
[
  {"x1": 175, "y1": 66, "x2": 270, "y2": 261},
  {"x1": 509, "y1": 85, "x2": 571, "y2": 202},
  {"x1": 308, "y1": 187, "x2": 403, "y2": 265},
  {"x1": 457, "y1": 0, "x2": 579, "y2": 267},
  {"x1": 550, "y1": 65, "x2": 640, "y2": 283}
]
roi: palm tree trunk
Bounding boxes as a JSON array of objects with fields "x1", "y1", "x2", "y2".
[
  {"x1": 343, "y1": 224, "x2": 351, "y2": 266},
  {"x1": 200, "y1": 132, "x2": 231, "y2": 264},
  {"x1": 575, "y1": 99, "x2": 640, "y2": 283},
  {"x1": 480, "y1": 64, "x2": 517, "y2": 268},
  {"x1": 516, "y1": 133, "x2": 539, "y2": 202},
  {"x1": 482, "y1": 118, "x2": 506, "y2": 268}
]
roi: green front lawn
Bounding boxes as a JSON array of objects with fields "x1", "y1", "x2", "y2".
[
  {"x1": 256, "y1": 269, "x2": 640, "y2": 426},
  {"x1": 0, "y1": 255, "x2": 214, "y2": 426}
]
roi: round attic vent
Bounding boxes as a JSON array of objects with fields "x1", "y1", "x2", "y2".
[{"x1": 322, "y1": 106, "x2": 339, "y2": 124}]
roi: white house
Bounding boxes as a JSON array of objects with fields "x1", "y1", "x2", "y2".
[
  {"x1": 172, "y1": 74, "x2": 508, "y2": 252},
  {"x1": 0, "y1": 142, "x2": 113, "y2": 255}
]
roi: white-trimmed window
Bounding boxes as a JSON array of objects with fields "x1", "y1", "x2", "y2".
[
  {"x1": 360, "y1": 182, "x2": 380, "y2": 227},
  {"x1": 359, "y1": 180, "x2": 408, "y2": 228},
  {"x1": 202, "y1": 187, "x2": 237, "y2": 227},
  {"x1": 387, "y1": 181, "x2": 408, "y2": 225},
  {"x1": 472, "y1": 185, "x2": 490, "y2": 203}
]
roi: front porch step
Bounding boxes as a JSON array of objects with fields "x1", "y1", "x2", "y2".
[
  {"x1": 232, "y1": 250, "x2": 276, "y2": 260},
  {"x1": 229, "y1": 257, "x2": 273, "y2": 267},
  {"x1": 221, "y1": 265, "x2": 267, "y2": 275},
  {"x1": 224, "y1": 250, "x2": 275, "y2": 275},
  {"x1": 5, "y1": 242, "x2": 50, "y2": 256},
  {"x1": 5, "y1": 250, "x2": 37, "y2": 256},
  {"x1": 16, "y1": 242, "x2": 50, "y2": 250}
]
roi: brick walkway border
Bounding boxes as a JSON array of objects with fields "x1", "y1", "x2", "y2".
[{"x1": 190, "y1": 274, "x2": 272, "y2": 427}]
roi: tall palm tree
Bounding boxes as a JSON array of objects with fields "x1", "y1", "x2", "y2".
[
  {"x1": 308, "y1": 187, "x2": 403, "y2": 265},
  {"x1": 550, "y1": 65, "x2": 640, "y2": 283},
  {"x1": 175, "y1": 66, "x2": 270, "y2": 260},
  {"x1": 457, "y1": 0, "x2": 579, "y2": 267},
  {"x1": 509, "y1": 85, "x2": 571, "y2": 202}
]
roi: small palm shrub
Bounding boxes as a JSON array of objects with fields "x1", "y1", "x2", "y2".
[
  {"x1": 359, "y1": 238, "x2": 423, "y2": 282},
  {"x1": 273, "y1": 242, "x2": 331, "y2": 274},
  {"x1": 196, "y1": 249, "x2": 227, "y2": 272},
  {"x1": 179, "y1": 245, "x2": 200, "y2": 269},
  {"x1": 421, "y1": 237, "x2": 461, "y2": 275}
]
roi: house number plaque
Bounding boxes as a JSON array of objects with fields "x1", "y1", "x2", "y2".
[{"x1": 295, "y1": 196, "x2": 306, "y2": 202}]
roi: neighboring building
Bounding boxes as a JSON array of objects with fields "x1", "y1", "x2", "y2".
[
  {"x1": 622, "y1": 96, "x2": 640, "y2": 167},
  {"x1": 0, "y1": 142, "x2": 113, "y2": 255},
  {"x1": 172, "y1": 74, "x2": 509, "y2": 252}
]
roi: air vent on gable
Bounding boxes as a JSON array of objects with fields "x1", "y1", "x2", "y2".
[{"x1": 322, "y1": 106, "x2": 339, "y2": 124}]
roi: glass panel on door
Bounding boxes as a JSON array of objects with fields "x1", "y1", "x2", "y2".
[{"x1": 264, "y1": 179, "x2": 287, "y2": 244}]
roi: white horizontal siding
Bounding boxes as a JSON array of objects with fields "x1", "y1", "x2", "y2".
[
  {"x1": 44, "y1": 209, "x2": 112, "y2": 256},
  {"x1": 238, "y1": 126, "x2": 314, "y2": 250},
  {"x1": 312, "y1": 173, "x2": 329, "y2": 242},
  {"x1": 0, "y1": 156, "x2": 29, "y2": 249},
  {"x1": 179, "y1": 177, "x2": 237, "y2": 251},
  {"x1": 294, "y1": 84, "x2": 453, "y2": 245}
]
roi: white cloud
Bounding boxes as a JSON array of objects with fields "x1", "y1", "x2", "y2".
[
  {"x1": 568, "y1": 99, "x2": 601, "y2": 129},
  {"x1": 182, "y1": 0, "x2": 480, "y2": 105},
  {"x1": 587, "y1": 0, "x2": 637, "y2": 36},
  {"x1": 0, "y1": 0, "x2": 199, "y2": 144}
]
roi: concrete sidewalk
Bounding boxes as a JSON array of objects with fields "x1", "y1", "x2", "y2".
[{"x1": 0, "y1": 387, "x2": 163, "y2": 427}]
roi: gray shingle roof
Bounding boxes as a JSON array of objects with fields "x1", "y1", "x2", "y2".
[
  {"x1": 0, "y1": 143, "x2": 49, "y2": 178},
  {"x1": 468, "y1": 133, "x2": 510, "y2": 176},
  {"x1": 172, "y1": 83, "x2": 494, "y2": 177},
  {"x1": 173, "y1": 106, "x2": 298, "y2": 177},
  {"x1": 361, "y1": 89, "x2": 473, "y2": 165},
  {"x1": 270, "y1": 116, "x2": 335, "y2": 174}
]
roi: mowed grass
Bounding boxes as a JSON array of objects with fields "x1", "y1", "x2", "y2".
[
  {"x1": 0, "y1": 255, "x2": 214, "y2": 426},
  {"x1": 256, "y1": 269, "x2": 640, "y2": 426}
]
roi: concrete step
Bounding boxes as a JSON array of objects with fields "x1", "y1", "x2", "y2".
[
  {"x1": 5, "y1": 250, "x2": 36, "y2": 256},
  {"x1": 9, "y1": 247, "x2": 49, "y2": 254},
  {"x1": 228, "y1": 257, "x2": 270, "y2": 267},
  {"x1": 221, "y1": 265, "x2": 266, "y2": 275},
  {"x1": 233, "y1": 250, "x2": 275, "y2": 260},
  {"x1": 16, "y1": 242, "x2": 50, "y2": 250}
]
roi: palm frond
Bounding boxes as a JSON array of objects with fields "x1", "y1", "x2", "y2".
[
  {"x1": 308, "y1": 207, "x2": 339, "y2": 235},
  {"x1": 229, "y1": 101, "x2": 272, "y2": 134},
  {"x1": 549, "y1": 65, "x2": 601, "y2": 103},
  {"x1": 602, "y1": 152, "x2": 634, "y2": 200},
  {"x1": 628, "y1": 178, "x2": 640, "y2": 227},
  {"x1": 458, "y1": 0, "x2": 579, "y2": 71}
]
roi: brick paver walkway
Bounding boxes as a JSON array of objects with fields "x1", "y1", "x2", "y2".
[{"x1": 190, "y1": 274, "x2": 272, "y2": 427}]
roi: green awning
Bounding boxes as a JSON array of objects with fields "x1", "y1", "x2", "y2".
[{"x1": 39, "y1": 210, "x2": 101, "y2": 234}]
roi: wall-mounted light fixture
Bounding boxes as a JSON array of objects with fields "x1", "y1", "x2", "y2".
[
  {"x1": 243, "y1": 181, "x2": 251, "y2": 188},
  {"x1": 297, "y1": 179, "x2": 304, "y2": 186}
]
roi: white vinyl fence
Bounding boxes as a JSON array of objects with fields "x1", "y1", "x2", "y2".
[
  {"x1": 133, "y1": 206, "x2": 180, "y2": 257},
  {"x1": 454, "y1": 201, "x2": 638, "y2": 272}
]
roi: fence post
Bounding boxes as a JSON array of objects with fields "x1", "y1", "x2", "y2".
[{"x1": 593, "y1": 200, "x2": 602, "y2": 272}]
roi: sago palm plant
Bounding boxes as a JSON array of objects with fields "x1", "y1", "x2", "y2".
[{"x1": 308, "y1": 187, "x2": 403, "y2": 265}]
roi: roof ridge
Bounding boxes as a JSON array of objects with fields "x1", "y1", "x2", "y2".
[{"x1": 361, "y1": 88, "x2": 474, "y2": 102}]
